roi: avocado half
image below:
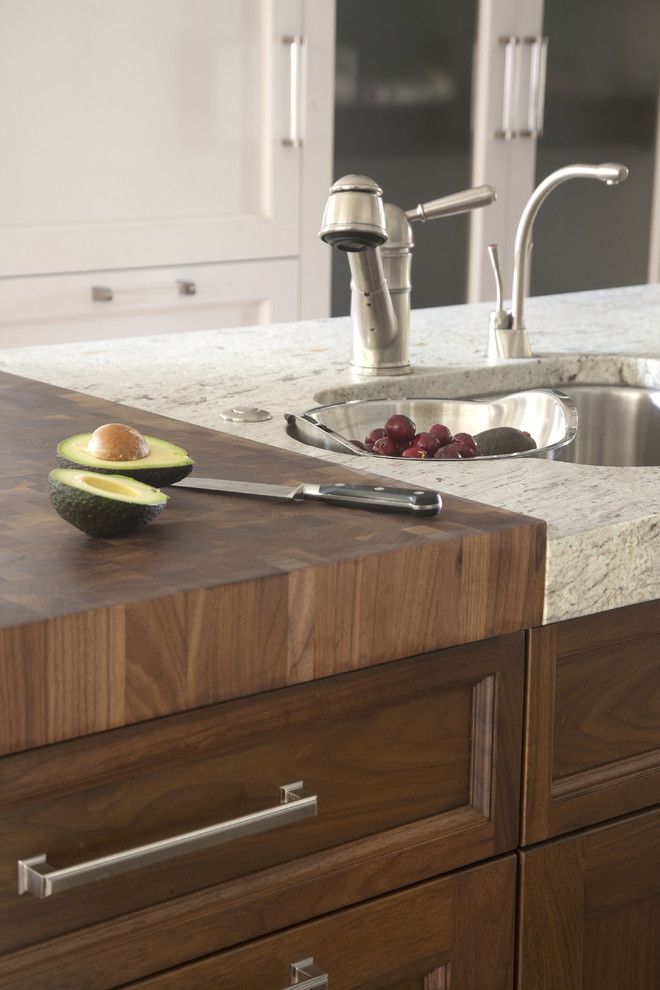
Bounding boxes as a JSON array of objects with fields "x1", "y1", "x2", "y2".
[
  {"x1": 57, "y1": 433, "x2": 193, "y2": 487},
  {"x1": 49, "y1": 469, "x2": 169, "y2": 537}
]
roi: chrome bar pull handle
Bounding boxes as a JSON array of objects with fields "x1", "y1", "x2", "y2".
[
  {"x1": 18, "y1": 782, "x2": 317, "y2": 899},
  {"x1": 283, "y1": 958, "x2": 328, "y2": 989},
  {"x1": 527, "y1": 36, "x2": 548, "y2": 137},
  {"x1": 91, "y1": 280, "x2": 197, "y2": 303},
  {"x1": 495, "y1": 36, "x2": 522, "y2": 139},
  {"x1": 282, "y1": 35, "x2": 304, "y2": 147}
]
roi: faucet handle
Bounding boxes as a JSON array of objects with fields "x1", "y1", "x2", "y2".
[
  {"x1": 487, "y1": 243, "x2": 512, "y2": 340},
  {"x1": 405, "y1": 185, "x2": 496, "y2": 223},
  {"x1": 487, "y1": 243, "x2": 504, "y2": 314}
]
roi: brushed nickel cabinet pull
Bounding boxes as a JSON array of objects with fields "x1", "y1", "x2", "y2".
[
  {"x1": 282, "y1": 35, "x2": 304, "y2": 147},
  {"x1": 283, "y1": 958, "x2": 328, "y2": 989},
  {"x1": 91, "y1": 280, "x2": 197, "y2": 302},
  {"x1": 17, "y1": 782, "x2": 316, "y2": 899}
]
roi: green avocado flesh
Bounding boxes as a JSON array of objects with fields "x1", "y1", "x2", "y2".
[
  {"x1": 57, "y1": 433, "x2": 194, "y2": 487},
  {"x1": 49, "y1": 469, "x2": 169, "y2": 537}
]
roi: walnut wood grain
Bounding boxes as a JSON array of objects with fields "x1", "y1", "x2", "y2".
[
  {"x1": 0, "y1": 371, "x2": 545, "y2": 755},
  {"x1": 0, "y1": 634, "x2": 523, "y2": 982},
  {"x1": 522, "y1": 600, "x2": 660, "y2": 844},
  {"x1": 518, "y1": 807, "x2": 660, "y2": 989},
  {"x1": 121, "y1": 857, "x2": 516, "y2": 990}
]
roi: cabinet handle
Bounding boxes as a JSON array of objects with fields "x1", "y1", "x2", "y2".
[
  {"x1": 495, "y1": 35, "x2": 522, "y2": 140},
  {"x1": 282, "y1": 35, "x2": 304, "y2": 147},
  {"x1": 283, "y1": 958, "x2": 328, "y2": 989},
  {"x1": 91, "y1": 280, "x2": 197, "y2": 302},
  {"x1": 524, "y1": 36, "x2": 548, "y2": 138},
  {"x1": 17, "y1": 781, "x2": 317, "y2": 899}
]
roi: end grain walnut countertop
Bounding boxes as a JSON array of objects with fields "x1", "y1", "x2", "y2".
[
  {"x1": 0, "y1": 373, "x2": 545, "y2": 755},
  {"x1": 1, "y1": 284, "x2": 658, "y2": 624}
]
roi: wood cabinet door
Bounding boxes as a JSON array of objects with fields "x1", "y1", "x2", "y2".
[
  {"x1": 0, "y1": 635, "x2": 523, "y2": 989},
  {"x1": 0, "y1": 0, "x2": 313, "y2": 276},
  {"x1": 522, "y1": 600, "x2": 660, "y2": 843},
  {"x1": 518, "y1": 807, "x2": 660, "y2": 989},
  {"x1": 126, "y1": 856, "x2": 516, "y2": 990}
]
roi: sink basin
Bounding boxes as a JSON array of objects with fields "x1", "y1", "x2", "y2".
[
  {"x1": 550, "y1": 384, "x2": 660, "y2": 467},
  {"x1": 305, "y1": 354, "x2": 660, "y2": 468}
]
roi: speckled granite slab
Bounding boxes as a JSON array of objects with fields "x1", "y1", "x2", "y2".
[{"x1": 2, "y1": 283, "x2": 659, "y2": 624}]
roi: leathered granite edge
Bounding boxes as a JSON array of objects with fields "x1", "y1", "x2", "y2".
[{"x1": 2, "y1": 283, "x2": 659, "y2": 625}]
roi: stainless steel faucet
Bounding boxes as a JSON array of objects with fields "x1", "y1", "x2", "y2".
[
  {"x1": 488, "y1": 162, "x2": 629, "y2": 361},
  {"x1": 320, "y1": 175, "x2": 496, "y2": 376}
]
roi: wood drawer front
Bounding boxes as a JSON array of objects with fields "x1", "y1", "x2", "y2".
[
  {"x1": 522, "y1": 600, "x2": 660, "y2": 844},
  {"x1": 126, "y1": 856, "x2": 516, "y2": 990},
  {"x1": 0, "y1": 258, "x2": 298, "y2": 347},
  {"x1": 518, "y1": 807, "x2": 660, "y2": 989},
  {"x1": 0, "y1": 635, "x2": 523, "y2": 971}
]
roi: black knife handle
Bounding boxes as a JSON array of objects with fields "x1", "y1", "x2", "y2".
[{"x1": 312, "y1": 484, "x2": 442, "y2": 516}]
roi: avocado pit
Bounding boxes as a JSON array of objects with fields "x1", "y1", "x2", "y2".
[{"x1": 87, "y1": 423, "x2": 151, "y2": 462}]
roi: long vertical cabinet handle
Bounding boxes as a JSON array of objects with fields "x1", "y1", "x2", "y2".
[
  {"x1": 282, "y1": 958, "x2": 328, "y2": 989},
  {"x1": 526, "y1": 36, "x2": 548, "y2": 137},
  {"x1": 282, "y1": 35, "x2": 304, "y2": 147},
  {"x1": 495, "y1": 36, "x2": 522, "y2": 139},
  {"x1": 17, "y1": 782, "x2": 317, "y2": 899}
]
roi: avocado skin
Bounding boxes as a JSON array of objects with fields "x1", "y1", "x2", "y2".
[
  {"x1": 474, "y1": 427, "x2": 537, "y2": 456},
  {"x1": 56, "y1": 456, "x2": 193, "y2": 488},
  {"x1": 49, "y1": 474, "x2": 167, "y2": 537}
]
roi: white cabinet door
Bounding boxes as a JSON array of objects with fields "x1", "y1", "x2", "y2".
[
  {"x1": 0, "y1": 0, "x2": 303, "y2": 276},
  {"x1": 0, "y1": 259, "x2": 298, "y2": 347}
]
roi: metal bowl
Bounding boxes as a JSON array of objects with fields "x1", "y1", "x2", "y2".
[{"x1": 286, "y1": 389, "x2": 578, "y2": 460}]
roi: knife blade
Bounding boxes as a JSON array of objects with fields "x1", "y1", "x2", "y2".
[{"x1": 173, "y1": 477, "x2": 442, "y2": 516}]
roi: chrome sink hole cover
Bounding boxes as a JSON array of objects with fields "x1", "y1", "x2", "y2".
[{"x1": 287, "y1": 389, "x2": 578, "y2": 461}]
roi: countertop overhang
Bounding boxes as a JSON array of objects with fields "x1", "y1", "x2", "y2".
[{"x1": 1, "y1": 283, "x2": 658, "y2": 625}]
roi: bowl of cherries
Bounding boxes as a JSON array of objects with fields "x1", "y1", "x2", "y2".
[{"x1": 360, "y1": 415, "x2": 480, "y2": 460}]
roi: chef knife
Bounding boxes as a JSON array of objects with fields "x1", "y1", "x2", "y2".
[{"x1": 173, "y1": 476, "x2": 442, "y2": 516}]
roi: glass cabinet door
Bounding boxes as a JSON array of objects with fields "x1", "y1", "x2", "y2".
[
  {"x1": 332, "y1": 0, "x2": 478, "y2": 315},
  {"x1": 531, "y1": 0, "x2": 660, "y2": 296}
]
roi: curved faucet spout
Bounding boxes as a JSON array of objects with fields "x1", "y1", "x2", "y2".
[{"x1": 510, "y1": 163, "x2": 629, "y2": 331}]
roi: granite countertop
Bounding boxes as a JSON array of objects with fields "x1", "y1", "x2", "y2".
[{"x1": 2, "y1": 283, "x2": 659, "y2": 624}]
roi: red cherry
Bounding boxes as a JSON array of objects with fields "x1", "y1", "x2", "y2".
[
  {"x1": 429, "y1": 424, "x2": 452, "y2": 447},
  {"x1": 401, "y1": 446, "x2": 428, "y2": 458},
  {"x1": 365, "y1": 427, "x2": 387, "y2": 449},
  {"x1": 371, "y1": 436, "x2": 401, "y2": 457},
  {"x1": 435, "y1": 443, "x2": 462, "y2": 459},
  {"x1": 385, "y1": 414, "x2": 416, "y2": 444},
  {"x1": 452, "y1": 432, "x2": 478, "y2": 456},
  {"x1": 412, "y1": 432, "x2": 440, "y2": 456}
]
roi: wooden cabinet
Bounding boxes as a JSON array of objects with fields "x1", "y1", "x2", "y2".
[
  {"x1": 522, "y1": 599, "x2": 660, "y2": 843},
  {"x1": 518, "y1": 807, "x2": 660, "y2": 989},
  {"x1": 0, "y1": 636, "x2": 523, "y2": 988},
  {"x1": 0, "y1": 0, "x2": 334, "y2": 342},
  {"x1": 127, "y1": 856, "x2": 517, "y2": 990}
]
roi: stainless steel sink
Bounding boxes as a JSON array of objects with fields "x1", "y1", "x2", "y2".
[
  {"x1": 551, "y1": 384, "x2": 660, "y2": 467},
  {"x1": 286, "y1": 389, "x2": 577, "y2": 461}
]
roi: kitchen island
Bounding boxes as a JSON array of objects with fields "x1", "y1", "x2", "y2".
[
  {"x1": 3, "y1": 283, "x2": 658, "y2": 623},
  {"x1": 0, "y1": 284, "x2": 658, "y2": 989}
]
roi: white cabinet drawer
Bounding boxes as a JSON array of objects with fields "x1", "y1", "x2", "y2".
[{"x1": 0, "y1": 259, "x2": 298, "y2": 347}]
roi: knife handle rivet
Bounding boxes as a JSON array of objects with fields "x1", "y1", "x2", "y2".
[
  {"x1": 374, "y1": 486, "x2": 385, "y2": 491},
  {"x1": 333, "y1": 482, "x2": 346, "y2": 487}
]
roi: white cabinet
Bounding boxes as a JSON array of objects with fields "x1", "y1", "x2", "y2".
[
  {"x1": 0, "y1": 259, "x2": 298, "y2": 347},
  {"x1": 0, "y1": 0, "x2": 334, "y2": 345}
]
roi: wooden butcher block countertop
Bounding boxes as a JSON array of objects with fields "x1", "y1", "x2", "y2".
[{"x1": 0, "y1": 371, "x2": 546, "y2": 755}]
